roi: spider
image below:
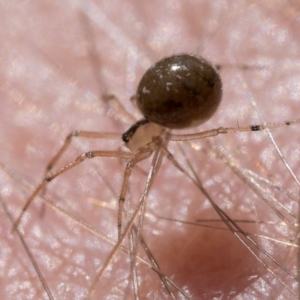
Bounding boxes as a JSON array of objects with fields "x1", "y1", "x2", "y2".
[{"x1": 12, "y1": 53, "x2": 300, "y2": 298}]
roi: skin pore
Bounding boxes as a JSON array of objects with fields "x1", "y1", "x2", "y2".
[{"x1": 0, "y1": 1, "x2": 300, "y2": 299}]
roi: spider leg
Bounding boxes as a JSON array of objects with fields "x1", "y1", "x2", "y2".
[
  {"x1": 103, "y1": 94, "x2": 137, "y2": 125},
  {"x1": 152, "y1": 136, "x2": 184, "y2": 173},
  {"x1": 39, "y1": 131, "x2": 121, "y2": 217},
  {"x1": 12, "y1": 149, "x2": 134, "y2": 232},
  {"x1": 44, "y1": 131, "x2": 121, "y2": 176},
  {"x1": 156, "y1": 139, "x2": 298, "y2": 296},
  {"x1": 118, "y1": 147, "x2": 153, "y2": 241},
  {"x1": 214, "y1": 62, "x2": 266, "y2": 71},
  {"x1": 169, "y1": 118, "x2": 300, "y2": 141}
]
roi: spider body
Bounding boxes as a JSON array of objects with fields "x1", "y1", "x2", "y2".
[
  {"x1": 136, "y1": 54, "x2": 222, "y2": 129},
  {"x1": 122, "y1": 119, "x2": 164, "y2": 152},
  {"x1": 123, "y1": 54, "x2": 223, "y2": 152}
]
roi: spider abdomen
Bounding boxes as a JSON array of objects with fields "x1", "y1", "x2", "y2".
[{"x1": 137, "y1": 54, "x2": 222, "y2": 129}]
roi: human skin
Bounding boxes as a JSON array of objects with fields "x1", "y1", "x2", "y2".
[{"x1": 0, "y1": 1, "x2": 300, "y2": 299}]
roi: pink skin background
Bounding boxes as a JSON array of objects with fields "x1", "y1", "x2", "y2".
[{"x1": 0, "y1": 1, "x2": 300, "y2": 299}]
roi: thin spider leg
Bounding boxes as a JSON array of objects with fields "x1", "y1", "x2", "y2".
[
  {"x1": 103, "y1": 94, "x2": 137, "y2": 125},
  {"x1": 195, "y1": 140, "x2": 298, "y2": 228},
  {"x1": 146, "y1": 146, "x2": 166, "y2": 191},
  {"x1": 214, "y1": 63, "x2": 266, "y2": 71},
  {"x1": 163, "y1": 128, "x2": 296, "y2": 294},
  {"x1": 155, "y1": 215, "x2": 298, "y2": 248},
  {"x1": 126, "y1": 147, "x2": 164, "y2": 298},
  {"x1": 155, "y1": 141, "x2": 297, "y2": 295},
  {"x1": 88, "y1": 157, "x2": 156, "y2": 299},
  {"x1": 159, "y1": 134, "x2": 296, "y2": 234},
  {"x1": 118, "y1": 147, "x2": 153, "y2": 241},
  {"x1": 266, "y1": 127, "x2": 300, "y2": 186},
  {"x1": 133, "y1": 149, "x2": 165, "y2": 287},
  {"x1": 201, "y1": 143, "x2": 300, "y2": 288},
  {"x1": 246, "y1": 90, "x2": 300, "y2": 188},
  {"x1": 78, "y1": 8, "x2": 108, "y2": 97},
  {"x1": 243, "y1": 169, "x2": 298, "y2": 203},
  {"x1": 131, "y1": 225, "x2": 176, "y2": 300},
  {"x1": 152, "y1": 137, "x2": 184, "y2": 173},
  {"x1": 169, "y1": 118, "x2": 300, "y2": 141},
  {"x1": 1, "y1": 157, "x2": 189, "y2": 299},
  {"x1": 78, "y1": 9, "x2": 137, "y2": 127},
  {"x1": 190, "y1": 138, "x2": 299, "y2": 204},
  {"x1": 127, "y1": 228, "x2": 140, "y2": 300},
  {"x1": 178, "y1": 145, "x2": 298, "y2": 295},
  {"x1": 88, "y1": 146, "x2": 192, "y2": 299},
  {"x1": 45, "y1": 131, "x2": 121, "y2": 175},
  {"x1": 94, "y1": 162, "x2": 176, "y2": 298},
  {"x1": 205, "y1": 141, "x2": 298, "y2": 230},
  {"x1": 213, "y1": 205, "x2": 297, "y2": 295},
  {"x1": 39, "y1": 131, "x2": 121, "y2": 216},
  {"x1": 12, "y1": 150, "x2": 134, "y2": 232}
]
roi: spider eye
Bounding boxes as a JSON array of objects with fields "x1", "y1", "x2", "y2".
[{"x1": 136, "y1": 54, "x2": 223, "y2": 129}]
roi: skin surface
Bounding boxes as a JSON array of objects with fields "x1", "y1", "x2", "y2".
[{"x1": 0, "y1": 1, "x2": 300, "y2": 299}]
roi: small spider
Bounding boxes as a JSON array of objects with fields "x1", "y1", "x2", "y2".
[{"x1": 12, "y1": 53, "x2": 299, "y2": 297}]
